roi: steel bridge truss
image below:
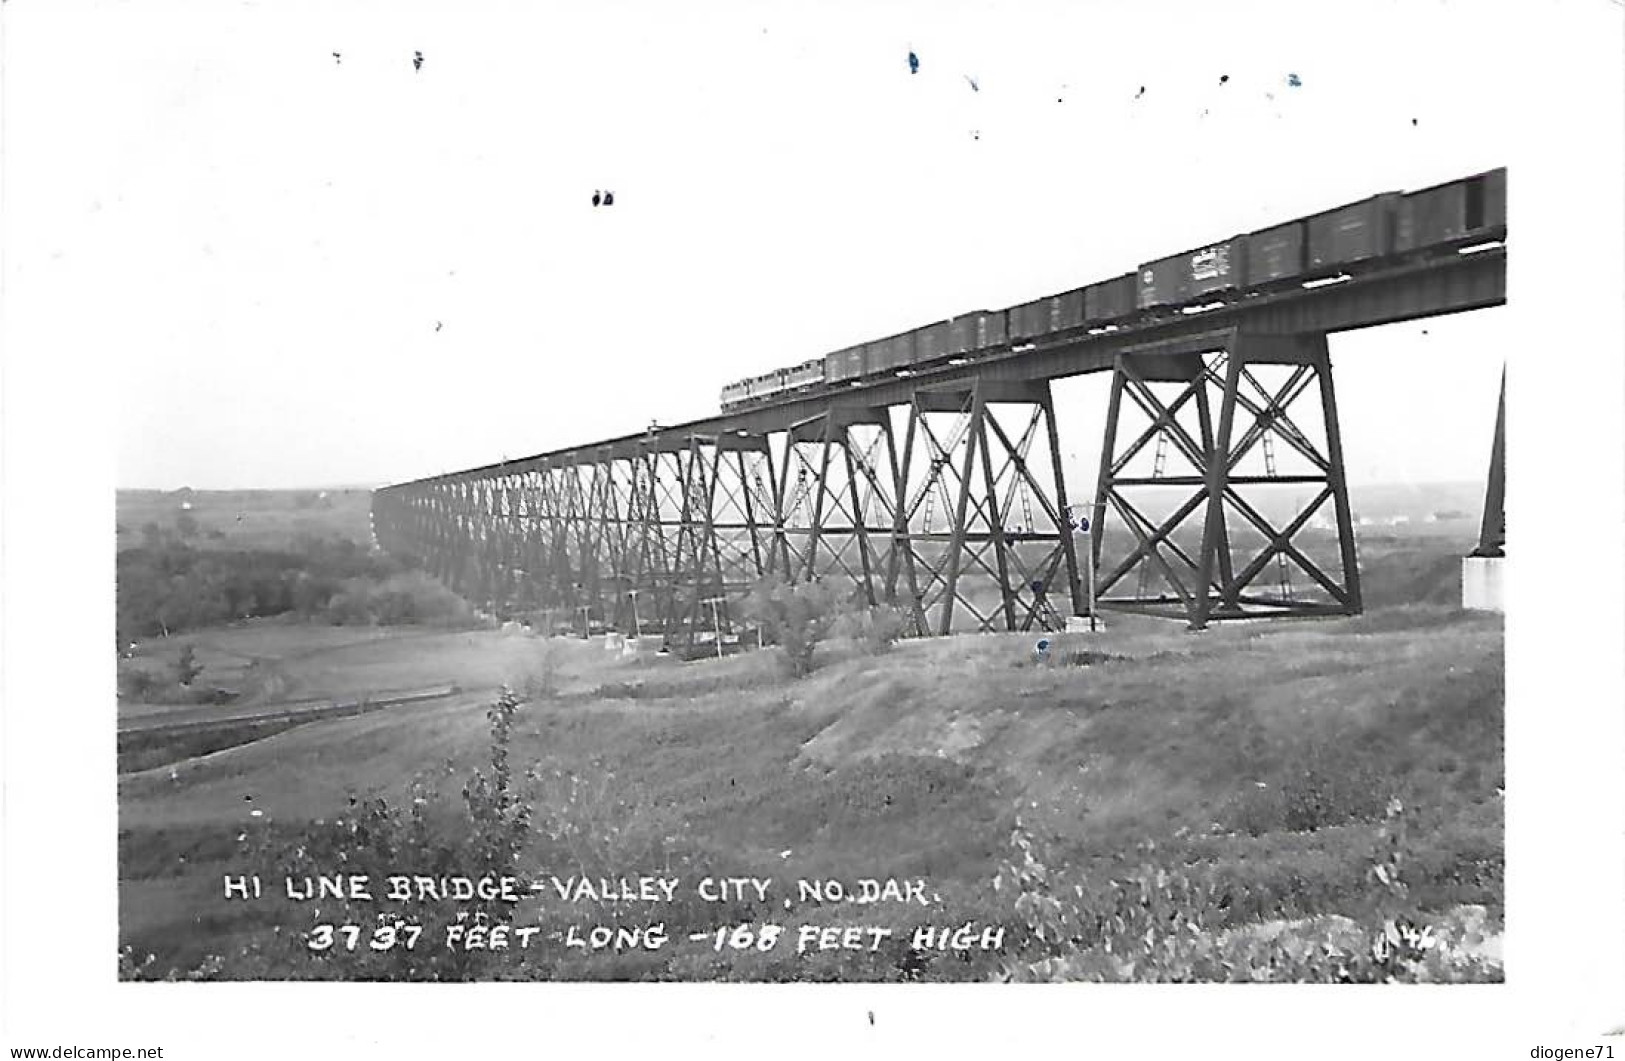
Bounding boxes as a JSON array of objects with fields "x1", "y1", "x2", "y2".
[
  {"x1": 373, "y1": 379, "x2": 1092, "y2": 647},
  {"x1": 372, "y1": 330, "x2": 1378, "y2": 640},
  {"x1": 889, "y1": 380, "x2": 1081, "y2": 636},
  {"x1": 1090, "y1": 330, "x2": 1363, "y2": 628}
]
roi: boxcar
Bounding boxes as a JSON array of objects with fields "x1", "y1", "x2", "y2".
[
  {"x1": 825, "y1": 345, "x2": 864, "y2": 385},
  {"x1": 1246, "y1": 221, "x2": 1307, "y2": 285},
  {"x1": 1137, "y1": 256, "x2": 1187, "y2": 309},
  {"x1": 824, "y1": 349, "x2": 848, "y2": 385},
  {"x1": 1049, "y1": 288, "x2": 1086, "y2": 333},
  {"x1": 947, "y1": 313, "x2": 981, "y2": 355},
  {"x1": 917, "y1": 321, "x2": 952, "y2": 364},
  {"x1": 867, "y1": 332, "x2": 915, "y2": 374},
  {"x1": 1188, "y1": 237, "x2": 1247, "y2": 299},
  {"x1": 979, "y1": 309, "x2": 1008, "y2": 349},
  {"x1": 1084, "y1": 273, "x2": 1137, "y2": 322},
  {"x1": 1010, "y1": 297, "x2": 1051, "y2": 340},
  {"x1": 1396, "y1": 169, "x2": 1506, "y2": 253},
  {"x1": 847, "y1": 345, "x2": 872, "y2": 381},
  {"x1": 1307, "y1": 193, "x2": 1399, "y2": 269},
  {"x1": 1138, "y1": 237, "x2": 1246, "y2": 309}
]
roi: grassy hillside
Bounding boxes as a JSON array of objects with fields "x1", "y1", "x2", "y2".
[{"x1": 119, "y1": 605, "x2": 1503, "y2": 982}]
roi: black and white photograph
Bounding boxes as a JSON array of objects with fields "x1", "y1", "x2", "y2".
[{"x1": 2, "y1": 0, "x2": 1623, "y2": 1057}]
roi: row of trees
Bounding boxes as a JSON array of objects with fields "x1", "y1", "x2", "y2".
[{"x1": 115, "y1": 529, "x2": 457, "y2": 647}]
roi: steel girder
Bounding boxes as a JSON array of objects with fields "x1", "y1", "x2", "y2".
[{"x1": 1090, "y1": 329, "x2": 1362, "y2": 629}]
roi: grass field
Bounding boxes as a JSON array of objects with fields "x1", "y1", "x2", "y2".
[{"x1": 118, "y1": 595, "x2": 1503, "y2": 981}]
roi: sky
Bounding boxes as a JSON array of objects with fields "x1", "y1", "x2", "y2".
[{"x1": 3, "y1": 0, "x2": 1523, "y2": 490}]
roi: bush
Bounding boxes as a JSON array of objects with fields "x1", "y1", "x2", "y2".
[
  {"x1": 118, "y1": 664, "x2": 161, "y2": 700},
  {"x1": 836, "y1": 602, "x2": 911, "y2": 655},
  {"x1": 1224, "y1": 743, "x2": 1391, "y2": 837},
  {"x1": 175, "y1": 645, "x2": 203, "y2": 687},
  {"x1": 509, "y1": 640, "x2": 562, "y2": 702},
  {"x1": 994, "y1": 800, "x2": 1501, "y2": 983},
  {"x1": 324, "y1": 571, "x2": 471, "y2": 627},
  {"x1": 742, "y1": 576, "x2": 844, "y2": 677}
]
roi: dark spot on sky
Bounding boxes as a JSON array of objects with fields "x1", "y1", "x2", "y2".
[
  {"x1": 603, "y1": 190, "x2": 615, "y2": 206},
  {"x1": 434, "y1": 321, "x2": 443, "y2": 332},
  {"x1": 592, "y1": 190, "x2": 602, "y2": 207},
  {"x1": 964, "y1": 74, "x2": 979, "y2": 92},
  {"x1": 908, "y1": 50, "x2": 919, "y2": 75},
  {"x1": 1412, "y1": 117, "x2": 1419, "y2": 126},
  {"x1": 971, "y1": 129, "x2": 980, "y2": 140},
  {"x1": 1219, "y1": 74, "x2": 1229, "y2": 85},
  {"x1": 1287, "y1": 73, "x2": 1301, "y2": 87},
  {"x1": 1135, "y1": 85, "x2": 1146, "y2": 99},
  {"x1": 868, "y1": 1011, "x2": 875, "y2": 1026},
  {"x1": 413, "y1": 51, "x2": 424, "y2": 72},
  {"x1": 332, "y1": 52, "x2": 341, "y2": 64}
]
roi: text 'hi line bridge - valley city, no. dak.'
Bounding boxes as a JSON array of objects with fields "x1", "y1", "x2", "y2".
[{"x1": 371, "y1": 167, "x2": 1508, "y2": 656}]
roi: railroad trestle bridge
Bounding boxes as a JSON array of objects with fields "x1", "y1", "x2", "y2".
[{"x1": 373, "y1": 200, "x2": 1505, "y2": 653}]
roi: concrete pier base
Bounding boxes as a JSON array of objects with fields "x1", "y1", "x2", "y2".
[{"x1": 1462, "y1": 555, "x2": 1505, "y2": 613}]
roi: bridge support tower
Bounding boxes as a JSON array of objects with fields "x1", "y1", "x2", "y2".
[
  {"x1": 888, "y1": 377, "x2": 1081, "y2": 635},
  {"x1": 1462, "y1": 368, "x2": 1506, "y2": 612},
  {"x1": 1091, "y1": 329, "x2": 1363, "y2": 630}
]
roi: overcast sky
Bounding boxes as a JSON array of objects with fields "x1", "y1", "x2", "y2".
[{"x1": 13, "y1": 0, "x2": 1518, "y2": 489}]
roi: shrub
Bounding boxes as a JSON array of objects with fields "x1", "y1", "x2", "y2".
[
  {"x1": 1224, "y1": 743, "x2": 1391, "y2": 837},
  {"x1": 324, "y1": 571, "x2": 471, "y2": 627},
  {"x1": 118, "y1": 665, "x2": 160, "y2": 700},
  {"x1": 509, "y1": 640, "x2": 562, "y2": 702},
  {"x1": 742, "y1": 576, "x2": 844, "y2": 677},
  {"x1": 174, "y1": 645, "x2": 203, "y2": 687},
  {"x1": 993, "y1": 800, "x2": 1501, "y2": 983},
  {"x1": 836, "y1": 602, "x2": 911, "y2": 655}
]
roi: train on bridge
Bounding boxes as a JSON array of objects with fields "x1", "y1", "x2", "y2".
[
  {"x1": 374, "y1": 165, "x2": 1505, "y2": 642},
  {"x1": 720, "y1": 168, "x2": 1506, "y2": 413}
]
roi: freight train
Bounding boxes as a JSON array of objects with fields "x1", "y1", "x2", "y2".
[{"x1": 719, "y1": 168, "x2": 1505, "y2": 412}]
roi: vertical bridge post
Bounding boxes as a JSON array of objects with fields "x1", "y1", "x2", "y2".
[{"x1": 1461, "y1": 368, "x2": 1506, "y2": 611}]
